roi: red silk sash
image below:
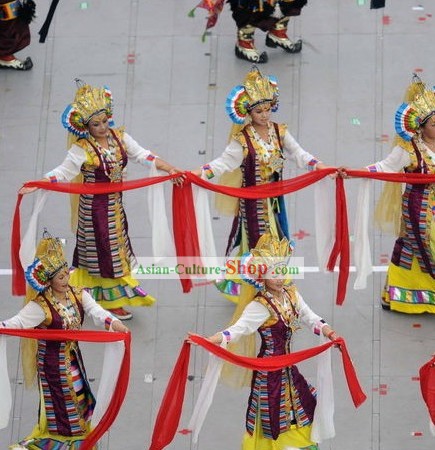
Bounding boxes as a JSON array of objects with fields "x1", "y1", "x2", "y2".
[
  {"x1": 12, "y1": 170, "x2": 435, "y2": 300},
  {"x1": 148, "y1": 335, "x2": 366, "y2": 450}
]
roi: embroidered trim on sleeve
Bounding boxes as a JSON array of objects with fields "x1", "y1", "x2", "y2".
[
  {"x1": 307, "y1": 158, "x2": 319, "y2": 172},
  {"x1": 202, "y1": 164, "x2": 214, "y2": 179}
]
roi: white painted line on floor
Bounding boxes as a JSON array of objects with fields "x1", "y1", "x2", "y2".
[{"x1": 0, "y1": 266, "x2": 389, "y2": 276}]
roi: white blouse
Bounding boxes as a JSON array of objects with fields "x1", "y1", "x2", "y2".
[
  {"x1": 370, "y1": 144, "x2": 435, "y2": 173},
  {"x1": 206, "y1": 130, "x2": 319, "y2": 179},
  {"x1": 46, "y1": 133, "x2": 156, "y2": 181},
  {"x1": 1, "y1": 290, "x2": 119, "y2": 329},
  {"x1": 223, "y1": 291, "x2": 326, "y2": 342}
]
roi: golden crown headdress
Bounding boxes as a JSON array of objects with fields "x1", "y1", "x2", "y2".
[
  {"x1": 61, "y1": 79, "x2": 114, "y2": 138},
  {"x1": 240, "y1": 233, "x2": 294, "y2": 289},
  {"x1": 395, "y1": 74, "x2": 435, "y2": 141},
  {"x1": 25, "y1": 230, "x2": 68, "y2": 292},
  {"x1": 226, "y1": 66, "x2": 279, "y2": 124}
]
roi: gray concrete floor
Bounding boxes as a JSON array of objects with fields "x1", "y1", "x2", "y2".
[{"x1": 0, "y1": 0, "x2": 434, "y2": 449}]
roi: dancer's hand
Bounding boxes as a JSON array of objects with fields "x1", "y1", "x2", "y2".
[
  {"x1": 112, "y1": 321, "x2": 130, "y2": 333},
  {"x1": 168, "y1": 168, "x2": 186, "y2": 186},
  {"x1": 19, "y1": 185, "x2": 39, "y2": 194}
]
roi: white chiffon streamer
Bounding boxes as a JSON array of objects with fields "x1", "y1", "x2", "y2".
[
  {"x1": 91, "y1": 341, "x2": 125, "y2": 427},
  {"x1": 188, "y1": 340, "x2": 227, "y2": 443},
  {"x1": 19, "y1": 191, "x2": 48, "y2": 269},
  {"x1": 0, "y1": 337, "x2": 12, "y2": 429},
  {"x1": 311, "y1": 333, "x2": 335, "y2": 442},
  {"x1": 315, "y1": 179, "x2": 334, "y2": 271},
  {"x1": 353, "y1": 179, "x2": 372, "y2": 290},
  {"x1": 192, "y1": 182, "x2": 218, "y2": 265},
  {"x1": 148, "y1": 163, "x2": 176, "y2": 260}
]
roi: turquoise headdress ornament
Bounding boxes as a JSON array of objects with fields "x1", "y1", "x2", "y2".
[
  {"x1": 225, "y1": 66, "x2": 279, "y2": 124},
  {"x1": 61, "y1": 79, "x2": 114, "y2": 138},
  {"x1": 395, "y1": 73, "x2": 435, "y2": 141},
  {"x1": 25, "y1": 230, "x2": 68, "y2": 292}
]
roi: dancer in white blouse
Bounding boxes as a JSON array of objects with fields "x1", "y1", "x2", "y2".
[
  {"x1": 1, "y1": 232, "x2": 128, "y2": 449},
  {"x1": 19, "y1": 81, "x2": 184, "y2": 320},
  {"x1": 192, "y1": 67, "x2": 333, "y2": 300}
]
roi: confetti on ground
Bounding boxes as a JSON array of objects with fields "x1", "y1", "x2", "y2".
[
  {"x1": 351, "y1": 118, "x2": 361, "y2": 125},
  {"x1": 80, "y1": 2, "x2": 88, "y2": 9},
  {"x1": 178, "y1": 429, "x2": 192, "y2": 435},
  {"x1": 411, "y1": 376, "x2": 420, "y2": 381},
  {"x1": 380, "y1": 254, "x2": 389, "y2": 264},
  {"x1": 144, "y1": 373, "x2": 154, "y2": 383},
  {"x1": 411, "y1": 431, "x2": 423, "y2": 436},
  {"x1": 127, "y1": 53, "x2": 136, "y2": 64},
  {"x1": 412, "y1": 323, "x2": 422, "y2": 328},
  {"x1": 414, "y1": 68, "x2": 424, "y2": 73},
  {"x1": 382, "y1": 15, "x2": 391, "y2": 25},
  {"x1": 292, "y1": 229, "x2": 310, "y2": 240}
]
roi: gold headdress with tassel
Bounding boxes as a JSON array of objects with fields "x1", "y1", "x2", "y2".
[
  {"x1": 25, "y1": 230, "x2": 68, "y2": 292},
  {"x1": 395, "y1": 74, "x2": 435, "y2": 141},
  {"x1": 243, "y1": 67, "x2": 277, "y2": 109},
  {"x1": 241, "y1": 233, "x2": 294, "y2": 289},
  {"x1": 61, "y1": 79, "x2": 114, "y2": 138},
  {"x1": 250, "y1": 233, "x2": 293, "y2": 268},
  {"x1": 226, "y1": 66, "x2": 279, "y2": 124}
]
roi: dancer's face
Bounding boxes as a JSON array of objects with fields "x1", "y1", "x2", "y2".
[
  {"x1": 264, "y1": 276, "x2": 285, "y2": 294},
  {"x1": 421, "y1": 116, "x2": 435, "y2": 141},
  {"x1": 249, "y1": 103, "x2": 272, "y2": 127},
  {"x1": 50, "y1": 268, "x2": 70, "y2": 294},
  {"x1": 87, "y1": 112, "x2": 110, "y2": 139}
]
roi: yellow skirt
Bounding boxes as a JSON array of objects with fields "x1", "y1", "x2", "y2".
[
  {"x1": 69, "y1": 268, "x2": 156, "y2": 309},
  {"x1": 242, "y1": 421, "x2": 317, "y2": 450},
  {"x1": 382, "y1": 257, "x2": 435, "y2": 314}
]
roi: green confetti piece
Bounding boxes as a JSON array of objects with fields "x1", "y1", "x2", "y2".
[
  {"x1": 357, "y1": 0, "x2": 366, "y2": 5},
  {"x1": 80, "y1": 2, "x2": 88, "y2": 9},
  {"x1": 351, "y1": 118, "x2": 361, "y2": 125}
]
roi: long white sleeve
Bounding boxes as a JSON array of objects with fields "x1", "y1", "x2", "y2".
[
  {"x1": 1, "y1": 291, "x2": 119, "y2": 330},
  {"x1": 123, "y1": 132, "x2": 157, "y2": 166},
  {"x1": 223, "y1": 301, "x2": 270, "y2": 342},
  {"x1": 81, "y1": 290, "x2": 119, "y2": 328},
  {"x1": 45, "y1": 145, "x2": 87, "y2": 181},
  {"x1": 45, "y1": 132, "x2": 157, "y2": 182},
  {"x1": 367, "y1": 146, "x2": 412, "y2": 173},
  {"x1": 296, "y1": 292, "x2": 328, "y2": 335},
  {"x1": 223, "y1": 292, "x2": 327, "y2": 342},
  {"x1": 205, "y1": 139, "x2": 245, "y2": 179},
  {"x1": 283, "y1": 131, "x2": 320, "y2": 169},
  {"x1": 204, "y1": 129, "x2": 320, "y2": 179},
  {"x1": 1, "y1": 302, "x2": 46, "y2": 329}
]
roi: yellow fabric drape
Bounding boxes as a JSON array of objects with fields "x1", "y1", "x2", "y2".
[
  {"x1": 220, "y1": 283, "x2": 257, "y2": 388},
  {"x1": 214, "y1": 123, "x2": 246, "y2": 216}
]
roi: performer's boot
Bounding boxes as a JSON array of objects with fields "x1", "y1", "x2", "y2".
[
  {"x1": 0, "y1": 54, "x2": 33, "y2": 70},
  {"x1": 265, "y1": 17, "x2": 302, "y2": 53},
  {"x1": 235, "y1": 25, "x2": 268, "y2": 63}
]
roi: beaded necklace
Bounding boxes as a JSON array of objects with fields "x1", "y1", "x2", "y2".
[
  {"x1": 415, "y1": 135, "x2": 435, "y2": 173},
  {"x1": 264, "y1": 288, "x2": 301, "y2": 333},
  {"x1": 47, "y1": 287, "x2": 81, "y2": 330},
  {"x1": 89, "y1": 133, "x2": 124, "y2": 182}
]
